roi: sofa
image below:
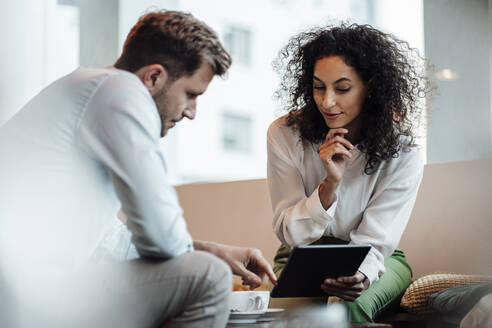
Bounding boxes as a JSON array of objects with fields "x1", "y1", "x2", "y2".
[{"x1": 175, "y1": 158, "x2": 492, "y2": 326}]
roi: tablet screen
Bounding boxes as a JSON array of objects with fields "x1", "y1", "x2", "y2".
[{"x1": 271, "y1": 244, "x2": 371, "y2": 298}]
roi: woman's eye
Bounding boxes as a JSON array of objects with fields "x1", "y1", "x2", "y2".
[
  {"x1": 313, "y1": 85, "x2": 325, "y2": 90},
  {"x1": 336, "y1": 88, "x2": 351, "y2": 93}
]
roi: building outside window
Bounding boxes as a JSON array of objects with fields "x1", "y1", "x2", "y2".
[
  {"x1": 223, "y1": 26, "x2": 252, "y2": 66},
  {"x1": 2, "y1": 0, "x2": 490, "y2": 185},
  {"x1": 222, "y1": 112, "x2": 253, "y2": 153}
]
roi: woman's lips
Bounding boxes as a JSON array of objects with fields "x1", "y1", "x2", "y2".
[{"x1": 323, "y1": 112, "x2": 341, "y2": 120}]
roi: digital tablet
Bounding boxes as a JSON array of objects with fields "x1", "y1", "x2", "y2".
[{"x1": 271, "y1": 244, "x2": 371, "y2": 298}]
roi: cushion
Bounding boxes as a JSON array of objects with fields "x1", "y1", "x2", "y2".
[
  {"x1": 428, "y1": 281, "x2": 492, "y2": 316},
  {"x1": 460, "y1": 293, "x2": 492, "y2": 327},
  {"x1": 400, "y1": 273, "x2": 492, "y2": 315}
]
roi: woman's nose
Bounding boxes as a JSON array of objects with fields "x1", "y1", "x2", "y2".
[{"x1": 323, "y1": 89, "x2": 336, "y2": 108}]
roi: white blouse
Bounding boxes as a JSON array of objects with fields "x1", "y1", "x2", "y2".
[{"x1": 266, "y1": 115, "x2": 424, "y2": 284}]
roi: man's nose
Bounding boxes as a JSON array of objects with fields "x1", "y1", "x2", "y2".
[
  {"x1": 323, "y1": 89, "x2": 336, "y2": 109},
  {"x1": 183, "y1": 105, "x2": 196, "y2": 120}
]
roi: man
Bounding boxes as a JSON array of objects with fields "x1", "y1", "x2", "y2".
[{"x1": 0, "y1": 10, "x2": 276, "y2": 328}]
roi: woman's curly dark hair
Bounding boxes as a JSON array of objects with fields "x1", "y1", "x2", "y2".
[{"x1": 273, "y1": 23, "x2": 432, "y2": 174}]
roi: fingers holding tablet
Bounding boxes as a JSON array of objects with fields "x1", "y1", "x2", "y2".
[{"x1": 321, "y1": 271, "x2": 368, "y2": 301}]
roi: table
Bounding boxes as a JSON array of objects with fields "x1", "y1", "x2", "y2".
[
  {"x1": 226, "y1": 302, "x2": 392, "y2": 327},
  {"x1": 226, "y1": 322, "x2": 392, "y2": 328}
]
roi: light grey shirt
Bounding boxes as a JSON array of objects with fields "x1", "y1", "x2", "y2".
[
  {"x1": 0, "y1": 67, "x2": 193, "y2": 277},
  {"x1": 267, "y1": 115, "x2": 424, "y2": 284}
]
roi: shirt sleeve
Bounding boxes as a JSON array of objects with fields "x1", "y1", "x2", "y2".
[
  {"x1": 76, "y1": 72, "x2": 193, "y2": 260},
  {"x1": 350, "y1": 147, "x2": 424, "y2": 285},
  {"x1": 267, "y1": 121, "x2": 336, "y2": 247}
]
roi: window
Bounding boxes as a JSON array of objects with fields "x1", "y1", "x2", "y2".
[
  {"x1": 223, "y1": 26, "x2": 252, "y2": 66},
  {"x1": 6, "y1": 0, "x2": 489, "y2": 185},
  {"x1": 222, "y1": 112, "x2": 252, "y2": 153}
]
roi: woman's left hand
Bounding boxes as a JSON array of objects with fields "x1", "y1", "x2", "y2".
[{"x1": 321, "y1": 271, "x2": 368, "y2": 301}]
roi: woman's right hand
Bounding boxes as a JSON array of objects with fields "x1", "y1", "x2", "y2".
[
  {"x1": 318, "y1": 128, "x2": 354, "y2": 184},
  {"x1": 317, "y1": 128, "x2": 354, "y2": 209}
]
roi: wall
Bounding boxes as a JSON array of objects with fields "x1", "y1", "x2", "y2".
[
  {"x1": 78, "y1": 0, "x2": 119, "y2": 67},
  {"x1": 175, "y1": 179, "x2": 279, "y2": 266},
  {"x1": 0, "y1": 0, "x2": 46, "y2": 126},
  {"x1": 176, "y1": 159, "x2": 492, "y2": 279},
  {"x1": 399, "y1": 158, "x2": 492, "y2": 278},
  {"x1": 0, "y1": 0, "x2": 80, "y2": 127},
  {"x1": 424, "y1": 0, "x2": 492, "y2": 162}
]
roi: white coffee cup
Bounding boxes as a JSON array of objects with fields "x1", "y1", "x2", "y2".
[{"x1": 229, "y1": 291, "x2": 270, "y2": 312}]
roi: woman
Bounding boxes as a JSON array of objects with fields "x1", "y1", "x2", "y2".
[{"x1": 267, "y1": 23, "x2": 431, "y2": 322}]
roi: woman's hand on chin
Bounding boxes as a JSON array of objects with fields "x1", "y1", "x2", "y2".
[
  {"x1": 318, "y1": 127, "x2": 354, "y2": 209},
  {"x1": 318, "y1": 127, "x2": 354, "y2": 183}
]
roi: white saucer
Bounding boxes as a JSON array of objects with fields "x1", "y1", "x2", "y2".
[
  {"x1": 256, "y1": 308, "x2": 285, "y2": 322},
  {"x1": 264, "y1": 308, "x2": 284, "y2": 313},
  {"x1": 228, "y1": 310, "x2": 266, "y2": 324}
]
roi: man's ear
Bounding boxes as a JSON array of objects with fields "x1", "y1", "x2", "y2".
[{"x1": 135, "y1": 64, "x2": 168, "y2": 96}]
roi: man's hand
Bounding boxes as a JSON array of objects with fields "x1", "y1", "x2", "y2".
[
  {"x1": 321, "y1": 271, "x2": 368, "y2": 301},
  {"x1": 194, "y1": 241, "x2": 277, "y2": 289}
]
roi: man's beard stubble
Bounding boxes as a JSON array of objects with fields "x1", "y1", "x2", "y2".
[{"x1": 153, "y1": 87, "x2": 169, "y2": 137}]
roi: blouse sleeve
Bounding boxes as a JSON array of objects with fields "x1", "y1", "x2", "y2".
[
  {"x1": 267, "y1": 121, "x2": 336, "y2": 247},
  {"x1": 351, "y1": 147, "x2": 424, "y2": 284}
]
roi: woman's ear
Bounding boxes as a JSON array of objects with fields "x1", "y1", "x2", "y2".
[{"x1": 135, "y1": 64, "x2": 169, "y2": 96}]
